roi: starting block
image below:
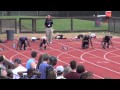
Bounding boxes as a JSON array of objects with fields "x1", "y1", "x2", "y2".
[
  {"x1": 0, "y1": 48, "x2": 5, "y2": 51},
  {"x1": 62, "y1": 46, "x2": 69, "y2": 50}
]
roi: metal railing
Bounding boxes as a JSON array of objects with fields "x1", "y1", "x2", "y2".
[
  {"x1": 3, "y1": 58, "x2": 15, "y2": 70},
  {"x1": 0, "y1": 19, "x2": 17, "y2": 34},
  {"x1": 19, "y1": 17, "x2": 108, "y2": 33},
  {"x1": 0, "y1": 16, "x2": 110, "y2": 34}
]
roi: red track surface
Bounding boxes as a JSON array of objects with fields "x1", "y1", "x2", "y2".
[{"x1": 0, "y1": 38, "x2": 120, "y2": 79}]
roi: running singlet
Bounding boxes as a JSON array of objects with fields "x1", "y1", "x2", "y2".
[
  {"x1": 41, "y1": 36, "x2": 47, "y2": 40},
  {"x1": 19, "y1": 37, "x2": 28, "y2": 43},
  {"x1": 104, "y1": 36, "x2": 110, "y2": 42},
  {"x1": 83, "y1": 35, "x2": 90, "y2": 42}
]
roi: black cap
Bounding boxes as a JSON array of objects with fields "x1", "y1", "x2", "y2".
[
  {"x1": 0, "y1": 55, "x2": 4, "y2": 62},
  {"x1": 14, "y1": 58, "x2": 21, "y2": 64},
  {"x1": 49, "y1": 56, "x2": 57, "y2": 66}
]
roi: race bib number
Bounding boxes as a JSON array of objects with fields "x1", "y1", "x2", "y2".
[{"x1": 48, "y1": 24, "x2": 50, "y2": 26}]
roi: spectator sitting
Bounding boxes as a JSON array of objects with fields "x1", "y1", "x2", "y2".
[
  {"x1": 26, "y1": 51, "x2": 37, "y2": 70},
  {"x1": 36, "y1": 54, "x2": 44, "y2": 69},
  {"x1": 79, "y1": 71, "x2": 94, "y2": 79},
  {"x1": 63, "y1": 66, "x2": 71, "y2": 76},
  {"x1": 0, "y1": 55, "x2": 7, "y2": 78},
  {"x1": 56, "y1": 66, "x2": 66, "y2": 79},
  {"x1": 23, "y1": 68, "x2": 40, "y2": 79},
  {"x1": 46, "y1": 70, "x2": 56, "y2": 79},
  {"x1": 48, "y1": 56, "x2": 57, "y2": 67},
  {"x1": 76, "y1": 64, "x2": 85, "y2": 75},
  {"x1": 46, "y1": 56, "x2": 57, "y2": 79},
  {"x1": 64, "y1": 60, "x2": 79, "y2": 79},
  {"x1": 7, "y1": 69, "x2": 13, "y2": 79},
  {"x1": 12, "y1": 58, "x2": 27, "y2": 79},
  {"x1": 39, "y1": 53, "x2": 50, "y2": 79}
]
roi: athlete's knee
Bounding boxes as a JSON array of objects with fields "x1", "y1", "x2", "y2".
[
  {"x1": 85, "y1": 44, "x2": 89, "y2": 49},
  {"x1": 40, "y1": 43, "x2": 43, "y2": 47}
]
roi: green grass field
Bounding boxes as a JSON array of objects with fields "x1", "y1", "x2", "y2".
[{"x1": 0, "y1": 16, "x2": 108, "y2": 31}]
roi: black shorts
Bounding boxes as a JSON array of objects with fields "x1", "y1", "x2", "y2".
[
  {"x1": 19, "y1": 41, "x2": 27, "y2": 50},
  {"x1": 82, "y1": 42, "x2": 89, "y2": 49},
  {"x1": 40, "y1": 39, "x2": 47, "y2": 47},
  {"x1": 20, "y1": 41, "x2": 26, "y2": 46},
  {"x1": 43, "y1": 39, "x2": 47, "y2": 44},
  {"x1": 103, "y1": 40, "x2": 110, "y2": 45}
]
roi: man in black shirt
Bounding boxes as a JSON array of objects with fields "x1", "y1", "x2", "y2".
[{"x1": 45, "y1": 15, "x2": 54, "y2": 44}]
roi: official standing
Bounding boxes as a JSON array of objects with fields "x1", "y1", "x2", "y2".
[{"x1": 45, "y1": 15, "x2": 54, "y2": 44}]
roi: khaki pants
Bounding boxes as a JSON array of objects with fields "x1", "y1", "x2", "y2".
[{"x1": 45, "y1": 27, "x2": 54, "y2": 43}]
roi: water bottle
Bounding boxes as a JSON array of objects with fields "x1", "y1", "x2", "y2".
[{"x1": 13, "y1": 43, "x2": 16, "y2": 48}]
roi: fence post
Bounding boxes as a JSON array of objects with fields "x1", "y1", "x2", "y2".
[
  {"x1": 15, "y1": 19, "x2": 17, "y2": 33},
  {"x1": 32, "y1": 19, "x2": 36, "y2": 33},
  {"x1": 19, "y1": 18, "x2": 21, "y2": 33},
  {"x1": 0, "y1": 20, "x2": 1, "y2": 33},
  {"x1": 114, "y1": 18, "x2": 115, "y2": 33},
  {"x1": 108, "y1": 18, "x2": 110, "y2": 32},
  {"x1": 71, "y1": 17, "x2": 73, "y2": 32}
]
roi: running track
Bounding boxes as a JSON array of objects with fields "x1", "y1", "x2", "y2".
[{"x1": 0, "y1": 38, "x2": 120, "y2": 79}]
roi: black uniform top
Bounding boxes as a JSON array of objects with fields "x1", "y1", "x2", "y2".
[
  {"x1": 45, "y1": 19, "x2": 53, "y2": 28},
  {"x1": 104, "y1": 36, "x2": 110, "y2": 43},
  {"x1": 77, "y1": 34, "x2": 83, "y2": 39},
  {"x1": 83, "y1": 35, "x2": 90, "y2": 43},
  {"x1": 19, "y1": 37, "x2": 28, "y2": 43}
]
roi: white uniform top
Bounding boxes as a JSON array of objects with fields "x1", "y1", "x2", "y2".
[
  {"x1": 31, "y1": 37, "x2": 37, "y2": 40},
  {"x1": 90, "y1": 33, "x2": 96, "y2": 38},
  {"x1": 41, "y1": 36, "x2": 47, "y2": 40},
  {"x1": 56, "y1": 35, "x2": 61, "y2": 39},
  {"x1": 12, "y1": 65, "x2": 27, "y2": 79}
]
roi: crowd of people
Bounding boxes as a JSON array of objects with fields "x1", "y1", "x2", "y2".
[
  {"x1": 0, "y1": 51, "x2": 96, "y2": 79},
  {"x1": 0, "y1": 50, "x2": 113, "y2": 79}
]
